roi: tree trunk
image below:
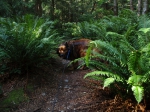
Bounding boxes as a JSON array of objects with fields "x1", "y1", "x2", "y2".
[
  {"x1": 22, "y1": 0, "x2": 26, "y2": 15},
  {"x1": 137, "y1": 0, "x2": 142, "y2": 16},
  {"x1": 51, "y1": 0, "x2": 55, "y2": 20},
  {"x1": 91, "y1": 1, "x2": 96, "y2": 13},
  {"x1": 130, "y1": 0, "x2": 134, "y2": 11},
  {"x1": 69, "y1": 0, "x2": 74, "y2": 22},
  {"x1": 142, "y1": 0, "x2": 148, "y2": 15},
  {"x1": 35, "y1": 0, "x2": 42, "y2": 16},
  {"x1": 113, "y1": 0, "x2": 118, "y2": 16}
]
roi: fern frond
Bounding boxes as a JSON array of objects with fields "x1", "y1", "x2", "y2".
[
  {"x1": 103, "y1": 78, "x2": 115, "y2": 88},
  {"x1": 84, "y1": 71, "x2": 123, "y2": 82},
  {"x1": 91, "y1": 40, "x2": 124, "y2": 62},
  {"x1": 85, "y1": 45, "x2": 92, "y2": 66},
  {"x1": 138, "y1": 28, "x2": 150, "y2": 46},
  {"x1": 141, "y1": 43, "x2": 150, "y2": 53},
  {"x1": 132, "y1": 86, "x2": 144, "y2": 104},
  {"x1": 139, "y1": 28, "x2": 150, "y2": 34},
  {"x1": 0, "y1": 15, "x2": 61, "y2": 74},
  {"x1": 119, "y1": 38, "x2": 135, "y2": 53},
  {"x1": 138, "y1": 15, "x2": 150, "y2": 28},
  {"x1": 127, "y1": 75, "x2": 143, "y2": 86},
  {"x1": 87, "y1": 60, "x2": 110, "y2": 71},
  {"x1": 128, "y1": 51, "x2": 141, "y2": 75},
  {"x1": 76, "y1": 20, "x2": 106, "y2": 39},
  {"x1": 141, "y1": 71, "x2": 150, "y2": 83}
]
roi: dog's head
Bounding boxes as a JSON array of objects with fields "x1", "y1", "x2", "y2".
[{"x1": 57, "y1": 42, "x2": 69, "y2": 59}]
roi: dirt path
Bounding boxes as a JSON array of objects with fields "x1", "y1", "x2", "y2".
[
  {"x1": 1, "y1": 59, "x2": 143, "y2": 112},
  {"x1": 16, "y1": 68, "x2": 105, "y2": 112},
  {"x1": 10, "y1": 59, "x2": 104, "y2": 112},
  {"x1": 51, "y1": 69, "x2": 95, "y2": 112}
]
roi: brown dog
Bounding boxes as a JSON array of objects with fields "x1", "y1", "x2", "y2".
[{"x1": 57, "y1": 38, "x2": 91, "y2": 69}]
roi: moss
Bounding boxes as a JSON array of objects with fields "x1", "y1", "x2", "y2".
[{"x1": 0, "y1": 88, "x2": 29, "y2": 111}]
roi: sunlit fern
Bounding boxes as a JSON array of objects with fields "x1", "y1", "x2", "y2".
[{"x1": 84, "y1": 27, "x2": 150, "y2": 103}]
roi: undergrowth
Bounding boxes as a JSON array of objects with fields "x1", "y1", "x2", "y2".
[{"x1": 83, "y1": 14, "x2": 150, "y2": 105}]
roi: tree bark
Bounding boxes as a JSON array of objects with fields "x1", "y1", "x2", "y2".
[
  {"x1": 69, "y1": 0, "x2": 74, "y2": 22},
  {"x1": 35, "y1": 0, "x2": 42, "y2": 16},
  {"x1": 142, "y1": 0, "x2": 148, "y2": 15},
  {"x1": 130, "y1": 0, "x2": 134, "y2": 11},
  {"x1": 137, "y1": 0, "x2": 142, "y2": 16},
  {"x1": 91, "y1": 1, "x2": 96, "y2": 13},
  {"x1": 51, "y1": 0, "x2": 55, "y2": 20},
  {"x1": 113, "y1": 0, "x2": 118, "y2": 16}
]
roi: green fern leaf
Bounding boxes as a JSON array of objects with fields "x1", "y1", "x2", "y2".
[
  {"x1": 103, "y1": 78, "x2": 115, "y2": 88},
  {"x1": 141, "y1": 71, "x2": 150, "y2": 83},
  {"x1": 85, "y1": 45, "x2": 92, "y2": 66},
  {"x1": 142, "y1": 43, "x2": 150, "y2": 52},
  {"x1": 88, "y1": 75, "x2": 102, "y2": 80},
  {"x1": 128, "y1": 51, "x2": 141, "y2": 74},
  {"x1": 106, "y1": 32, "x2": 124, "y2": 38},
  {"x1": 132, "y1": 86, "x2": 144, "y2": 103},
  {"x1": 84, "y1": 71, "x2": 123, "y2": 82},
  {"x1": 139, "y1": 28, "x2": 150, "y2": 34},
  {"x1": 127, "y1": 75, "x2": 142, "y2": 86}
]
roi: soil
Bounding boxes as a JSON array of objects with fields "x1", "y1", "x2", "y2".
[{"x1": 0, "y1": 58, "x2": 148, "y2": 112}]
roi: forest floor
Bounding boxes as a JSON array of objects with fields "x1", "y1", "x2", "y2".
[{"x1": 0, "y1": 58, "x2": 147, "y2": 112}]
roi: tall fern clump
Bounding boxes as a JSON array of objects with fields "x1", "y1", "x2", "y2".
[
  {"x1": 84, "y1": 15, "x2": 150, "y2": 104},
  {"x1": 72, "y1": 20, "x2": 107, "y2": 40},
  {"x1": 72, "y1": 9, "x2": 137, "y2": 41},
  {"x1": 0, "y1": 15, "x2": 61, "y2": 75}
]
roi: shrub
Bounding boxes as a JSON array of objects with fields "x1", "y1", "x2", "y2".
[
  {"x1": 84, "y1": 27, "x2": 150, "y2": 104},
  {"x1": 0, "y1": 14, "x2": 61, "y2": 75},
  {"x1": 73, "y1": 20, "x2": 106, "y2": 40}
]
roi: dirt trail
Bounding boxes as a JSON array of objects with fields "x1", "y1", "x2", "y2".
[
  {"x1": 14, "y1": 59, "x2": 107, "y2": 112},
  {"x1": 1, "y1": 59, "x2": 144, "y2": 112},
  {"x1": 51, "y1": 69, "x2": 94, "y2": 112}
]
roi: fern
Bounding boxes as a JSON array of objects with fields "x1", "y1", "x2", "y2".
[
  {"x1": 90, "y1": 40, "x2": 127, "y2": 67},
  {"x1": 127, "y1": 75, "x2": 143, "y2": 86},
  {"x1": 132, "y1": 86, "x2": 144, "y2": 104},
  {"x1": 85, "y1": 45, "x2": 92, "y2": 67},
  {"x1": 84, "y1": 30, "x2": 150, "y2": 103},
  {"x1": 74, "y1": 20, "x2": 106, "y2": 39},
  {"x1": 0, "y1": 15, "x2": 61, "y2": 75},
  {"x1": 138, "y1": 15, "x2": 150, "y2": 28},
  {"x1": 128, "y1": 51, "x2": 142, "y2": 75},
  {"x1": 103, "y1": 78, "x2": 115, "y2": 88},
  {"x1": 139, "y1": 28, "x2": 150, "y2": 34},
  {"x1": 80, "y1": 14, "x2": 150, "y2": 104},
  {"x1": 84, "y1": 71, "x2": 123, "y2": 82}
]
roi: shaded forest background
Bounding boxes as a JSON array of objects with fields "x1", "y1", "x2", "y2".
[{"x1": 0, "y1": 0, "x2": 149, "y2": 22}]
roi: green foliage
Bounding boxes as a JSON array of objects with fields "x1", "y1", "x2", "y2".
[
  {"x1": 61, "y1": 22, "x2": 77, "y2": 39},
  {"x1": 71, "y1": 10, "x2": 138, "y2": 40},
  {"x1": 102, "y1": 15, "x2": 136, "y2": 34},
  {"x1": 0, "y1": 88, "x2": 28, "y2": 111},
  {"x1": 138, "y1": 15, "x2": 150, "y2": 28},
  {"x1": 103, "y1": 78, "x2": 115, "y2": 88},
  {"x1": 131, "y1": 86, "x2": 144, "y2": 104},
  {"x1": 84, "y1": 71, "x2": 123, "y2": 82},
  {"x1": 127, "y1": 75, "x2": 144, "y2": 103},
  {"x1": 0, "y1": 0, "x2": 12, "y2": 16},
  {"x1": 73, "y1": 20, "x2": 106, "y2": 40},
  {"x1": 0, "y1": 14, "x2": 61, "y2": 75},
  {"x1": 119, "y1": 9, "x2": 137, "y2": 23},
  {"x1": 84, "y1": 25, "x2": 150, "y2": 103}
]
